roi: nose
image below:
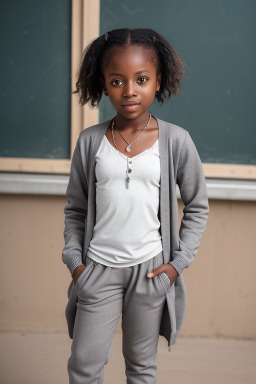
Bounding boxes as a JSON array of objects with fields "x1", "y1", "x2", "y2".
[{"x1": 122, "y1": 81, "x2": 137, "y2": 98}]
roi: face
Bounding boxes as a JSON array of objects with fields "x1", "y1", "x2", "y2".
[{"x1": 101, "y1": 44, "x2": 161, "y2": 121}]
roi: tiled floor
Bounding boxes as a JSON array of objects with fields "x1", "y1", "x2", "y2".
[{"x1": 0, "y1": 331, "x2": 255, "y2": 384}]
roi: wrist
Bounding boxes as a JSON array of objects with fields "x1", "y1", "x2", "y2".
[
  {"x1": 168, "y1": 261, "x2": 181, "y2": 276},
  {"x1": 72, "y1": 264, "x2": 85, "y2": 279}
]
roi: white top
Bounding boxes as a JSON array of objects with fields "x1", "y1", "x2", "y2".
[{"x1": 87, "y1": 134, "x2": 163, "y2": 267}]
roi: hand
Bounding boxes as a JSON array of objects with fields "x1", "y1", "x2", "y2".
[
  {"x1": 72, "y1": 265, "x2": 86, "y2": 285},
  {"x1": 147, "y1": 263, "x2": 178, "y2": 285}
]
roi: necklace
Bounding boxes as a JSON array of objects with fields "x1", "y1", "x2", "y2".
[
  {"x1": 112, "y1": 113, "x2": 152, "y2": 152},
  {"x1": 111, "y1": 113, "x2": 152, "y2": 184}
]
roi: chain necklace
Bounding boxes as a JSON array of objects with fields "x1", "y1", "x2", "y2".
[
  {"x1": 113, "y1": 113, "x2": 151, "y2": 152},
  {"x1": 111, "y1": 113, "x2": 152, "y2": 184}
]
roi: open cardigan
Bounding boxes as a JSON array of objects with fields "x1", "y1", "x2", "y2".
[{"x1": 62, "y1": 114, "x2": 210, "y2": 351}]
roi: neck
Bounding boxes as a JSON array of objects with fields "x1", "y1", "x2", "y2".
[{"x1": 114, "y1": 112, "x2": 151, "y2": 133}]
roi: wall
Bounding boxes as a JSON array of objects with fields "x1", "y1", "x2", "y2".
[{"x1": 0, "y1": 194, "x2": 255, "y2": 339}]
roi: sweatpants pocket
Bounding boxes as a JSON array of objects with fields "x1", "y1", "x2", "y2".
[
  {"x1": 153, "y1": 251, "x2": 172, "y2": 295},
  {"x1": 76, "y1": 256, "x2": 94, "y2": 293},
  {"x1": 159, "y1": 272, "x2": 172, "y2": 291}
]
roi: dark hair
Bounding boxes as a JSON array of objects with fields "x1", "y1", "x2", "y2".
[{"x1": 73, "y1": 28, "x2": 187, "y2": 107}]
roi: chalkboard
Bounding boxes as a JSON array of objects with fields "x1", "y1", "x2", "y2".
[
  {"x1": 100, "y1": 0, "x2": 256, "y2": 165},
  {"x1": 0, "y1": 0, "x2": 71, "y2": 159}
]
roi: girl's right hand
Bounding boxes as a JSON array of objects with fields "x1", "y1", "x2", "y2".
[{"x1": 72, "y1": 265, "x2": 86, "y2": 285}]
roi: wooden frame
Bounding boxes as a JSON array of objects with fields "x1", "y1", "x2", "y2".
[
  {"x1": 203, "y1": 163, "x2": 256, "y2": 180},
  {"x1": 0, "y1": 0, "x2": 100, "y2": 175},
  {"x1": 0, "y1": 0, "x2": 255, "y2": 180}
]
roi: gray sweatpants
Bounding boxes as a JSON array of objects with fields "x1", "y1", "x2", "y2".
[{"x1": 67, "y1": 250, "x2": 171, "y2": 384}]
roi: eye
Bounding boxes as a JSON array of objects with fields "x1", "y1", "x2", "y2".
[
  {"x1": 111, "y1": 79, "x2": 123, "y2": 86},
  {"x1": 137, "y1": 76, "x2": 149, "y2": 84}
]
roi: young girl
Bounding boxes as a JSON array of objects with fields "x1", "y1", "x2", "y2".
[{"x1": 62, "y1": 28, "x2": 209, "y2": 384}]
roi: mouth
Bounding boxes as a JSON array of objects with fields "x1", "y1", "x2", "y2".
[
  {"x1": 121, "y1": 102, "x2": 140, "y2": 111},
  {"x1": 121, "y1": 102, "x2": 140, "y2": 106}
]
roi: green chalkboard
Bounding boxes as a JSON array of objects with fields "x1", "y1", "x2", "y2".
[
  {"x1": 100, "y1": 0, "x2": 256, "y2": 165},
  {"x1": 0, "y1": 0, "x2": 71, "y2": 159}
]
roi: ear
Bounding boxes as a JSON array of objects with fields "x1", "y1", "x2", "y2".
[{"x1": 156, "y1": 73, "x2": 162, "y2": 91}]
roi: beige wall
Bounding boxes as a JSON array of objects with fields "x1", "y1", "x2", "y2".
[{"x1": 0, "y1": 194, "x2": 255, "y2": 339}]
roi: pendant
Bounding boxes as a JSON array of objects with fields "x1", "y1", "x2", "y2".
[{"x1": 125, "y1": 144, "x2": 131, "y2": 152}]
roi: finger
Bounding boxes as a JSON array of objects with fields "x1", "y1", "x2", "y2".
[{"x1": 147, "y1": 266, "x2": 163, "y2": 278}]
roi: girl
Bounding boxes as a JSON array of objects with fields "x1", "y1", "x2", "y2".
[{"x1": 62, "y1": 28, "x2": 209, "y2": 384}]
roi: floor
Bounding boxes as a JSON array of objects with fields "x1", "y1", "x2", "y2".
[{"x1": 0, "y1": 331, "x2": 255, "y2": 384}]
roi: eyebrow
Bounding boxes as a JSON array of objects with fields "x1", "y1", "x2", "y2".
[{"x1": 108, "y1": 69, "x2": 150, "y2": 77}]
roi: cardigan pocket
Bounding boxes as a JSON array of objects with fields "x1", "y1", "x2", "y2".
[{"x1": 65, "y1": 280, "x2": 78, "y2": 339}]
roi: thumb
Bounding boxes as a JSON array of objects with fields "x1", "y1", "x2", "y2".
[{"x1": 147, "y1": 267, "x2": 159, "y2": 278}]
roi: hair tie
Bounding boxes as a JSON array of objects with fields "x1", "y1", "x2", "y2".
[{"x1": 104, "y1": 33, "x2": 109, "y2": 42}]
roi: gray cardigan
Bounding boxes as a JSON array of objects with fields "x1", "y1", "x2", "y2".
[{"x1": 62, "y1": 114, "x2": 209, "y2": 351}]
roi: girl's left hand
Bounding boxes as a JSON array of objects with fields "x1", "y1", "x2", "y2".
[{"x1": 147, "y1": 263, "x2": 178, "y2": 285}]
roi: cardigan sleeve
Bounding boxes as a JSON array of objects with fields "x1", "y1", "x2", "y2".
[
  {"x1": 169, "y1": 131, "x2": 209, "y2": 275},
  {"x1": 62, "y1": 136, "x2": 88, "y2": 276}
]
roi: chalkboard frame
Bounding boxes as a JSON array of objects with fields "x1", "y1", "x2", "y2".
[
  {"x1": 1, "y1": 0, "x2": 255, "y2": 180},
  {"x1": 0, "y1": 0, "x2": 100, "y2": 175}
]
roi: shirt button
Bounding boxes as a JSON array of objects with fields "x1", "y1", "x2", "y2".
[{"x1": 129, "y1": 160, "x2": 132, "y2": 164}]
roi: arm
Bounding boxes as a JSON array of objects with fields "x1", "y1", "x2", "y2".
[
  {"x1": 169, "y1": 131, "x2": 210, "y2": 275},
  {"x1": 62, "y1": 136, "x2": 88, "y2": 276}
]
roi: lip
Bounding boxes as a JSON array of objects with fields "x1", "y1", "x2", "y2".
[
  {"x1": 121, "y1": 102, "x2": 140, "y2": 112},
  {"x1": 121, "y1": 102, "x2": 140, "y2": 106}
]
